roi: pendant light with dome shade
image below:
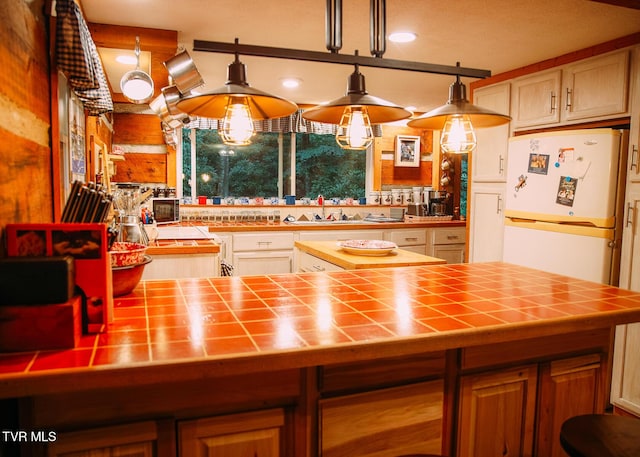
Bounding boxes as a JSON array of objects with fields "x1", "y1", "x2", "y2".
[
  {"x1": 120, "y1": 36, "x2": 154, "y2": 104},
  {"x1": 408, "y1": 62, "x2": 511, "y2": 154},
  {"x1": 302, "y1": 55, "x2": 412, "y2": 150},
  {"x1": 176, "y1": 41, "x2": 298, "y2": 147}
]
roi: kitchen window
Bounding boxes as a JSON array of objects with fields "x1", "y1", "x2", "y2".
[{"x1": 180, "y1": 128, "x2": 369, "y2": 201}]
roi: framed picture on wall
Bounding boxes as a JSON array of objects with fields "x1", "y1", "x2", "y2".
[{"x1": 394, "y1": 135, "x2": 421, "y2": 167}]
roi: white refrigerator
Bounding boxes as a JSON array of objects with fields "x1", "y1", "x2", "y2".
[{"x1": 502, "y1": 128, "x2": 627, "y2": 285}]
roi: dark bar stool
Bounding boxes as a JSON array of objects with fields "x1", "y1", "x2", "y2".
[{"x1": 560, "y1": 414, "x2": 640, "y2": 457}]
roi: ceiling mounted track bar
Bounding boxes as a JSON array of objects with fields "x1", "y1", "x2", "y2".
[{"x1": 192, "y1": 39, "x2": 492, "y2": 79}]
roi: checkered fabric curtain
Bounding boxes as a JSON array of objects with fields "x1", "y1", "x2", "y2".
[
  {"x1": 55, "y1": 0, "x2": 113, "y2": 115},
  {"x1": 184, "y1": 110, "x2": 383, "y2": 136}
]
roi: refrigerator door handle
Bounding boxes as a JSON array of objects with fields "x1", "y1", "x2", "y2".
[{"x1": 497, "y1": 195, "x2": 503, "y2": 214}]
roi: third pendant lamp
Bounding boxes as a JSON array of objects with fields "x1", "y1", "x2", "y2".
[
  {"x1": 302, "y1": 60, "x2": 411, "y2": 150},
  {"x1": 408, "y1": 63, "x2": 511, "y2": 154}
]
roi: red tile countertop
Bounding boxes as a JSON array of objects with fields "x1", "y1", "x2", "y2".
[{"x1": 1, "y1": 262, "x2": 640, "y2": 399}]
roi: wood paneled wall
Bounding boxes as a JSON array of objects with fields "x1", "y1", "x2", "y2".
[
  {"x1": 374, "y1": 125, "x2": 434, "y2": 190},
  {"x1": 89, "y1": 24, "x2": 177, "y2": 186},
  {"x1": 0, "y1": 0, "x2": 51, "y2": 251}
]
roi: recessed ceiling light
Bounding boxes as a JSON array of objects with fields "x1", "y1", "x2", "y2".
[
  {"x1": 116, "y1": 54, "x2": 137, "y2": 65},
  {"x1": 389, "y1": 32, "x2": 417, "y2": 43},
  {"x1": 281, "y1": 78, "x2": 302, "y2": 89}
]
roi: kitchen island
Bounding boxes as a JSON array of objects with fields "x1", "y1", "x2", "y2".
[
  {"x1": 2, "y1": 262, "x2": 640, "y2": 456},
  {"x1": 295, "y1": 240, "x2": 446, "y2": 270}
]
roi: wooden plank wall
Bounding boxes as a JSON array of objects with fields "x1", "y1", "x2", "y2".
[
  {"x1": 374, "y1": 125, "x2": 434, "y2": 190},
  {"x1": 0, "y1": 0, "x2": 51, "y2": 254},
  {"x1": 89, "y1": 24, "x2": 177, "y2": 186}
]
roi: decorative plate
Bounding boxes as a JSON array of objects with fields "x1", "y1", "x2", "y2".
[{"x1": 338, "y1": 239, "x2": 398, "y2": 256}]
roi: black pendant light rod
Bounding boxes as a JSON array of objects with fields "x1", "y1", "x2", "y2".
[
  {"x1": 325, "y1": 0, "x2": 342, "y2": 53},
  {"x1": 370, "y1": 0, "x2": 386, "y2": 58},
  {"x1": 192, "y1": 39, "x2": 492, "y2": 79}
]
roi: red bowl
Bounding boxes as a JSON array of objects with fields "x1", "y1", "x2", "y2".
[
  {"x1": 109, "y1": 242, "x2": 147, "y2": 267},
  {"x1": 111, "y1": 255, "x2": 152, "y2": 297}
]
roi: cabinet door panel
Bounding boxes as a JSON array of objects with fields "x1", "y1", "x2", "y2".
[
  {"x1": 458, "y1": 366, "x2": 537, "y2": 457},
  {"x1": 472, "y1": 82, "x2": 510, "y2": 181},
  {"x1": 320, "y1": 381, "x2": 443, "y2": 457},
  {"x1": 178, "y1": 409, "x2": 284, "y2": 457},
  {"x1": 511, "y1": 70, "x2": 562, "y2": 129},
  {"x1": 47, "y1": 422, "x2": 158, "y2": 457},
  {"x1": 618, "y1": 189, "x2": 640, "y2": 291},
  {"x1": 469, "y1": 187, "x2": 505, "y2": 262},
  {"x1": 233, "y1": 251, "x2": 293, "y2": 276},
  {"x1": 611, "y1": 323, "x2": 640, "y2": 417},
  {"x1": 432, "y1": 245, "x2": 465, "y2": 264},
  {"x1": 562, "y1": 50, "x2": 629, "y2": 121},
  {"x1": 536, "y1": 354, "x2": 603, "y2": 457}
]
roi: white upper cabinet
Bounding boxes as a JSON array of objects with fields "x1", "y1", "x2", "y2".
[
  {"x1": 511, "y1": 49, "x2": 630, "y2": 130},
  {"x1": 511, "y1": 69, "x2": 562, "y2": 129},
  {"x1": 472, "y1": 82, "x2": 511, "y2": 182},
  {"x1": 562, "y1": 50, "x2": 629, "y2": 122}
]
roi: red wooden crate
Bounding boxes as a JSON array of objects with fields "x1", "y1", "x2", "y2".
[
  {"x1": 0, "y1": 295, "x2": 82, "y2": 352},
  {"x1": 5, "y1": 223, "x2": 113, "y2": 333}
]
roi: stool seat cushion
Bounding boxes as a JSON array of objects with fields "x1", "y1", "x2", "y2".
[{"x1": 560, "y1": 414, "x2": 640, "y2": 457}]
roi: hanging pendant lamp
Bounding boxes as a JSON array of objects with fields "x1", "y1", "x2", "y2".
[
  {"x1": 120, "y1": 36, "x2": 154, "y2": 104},
  {"x1": 176, "y1": 42, "x2": 298, "y2": 146},
  {"x1": 302, "y1": 57, "x2": 411, "y2": 150},
  {"x1": 408, "y1": 63, "x2": 510, "y2": 153}
]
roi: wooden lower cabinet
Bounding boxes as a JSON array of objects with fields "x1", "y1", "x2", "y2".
[
  {"x1": 178, "y1": 409, "x2": 285, "y2": 457},
  {"x1": 319, "y1": 380, "x2": 444, "y2": 457},
  {"x1": 47, "y1": 422, "x2": 159, "y2": 457},
  {"x1": 535, "y1": 354, "x2": 604, "y2": 457},
  {"x1": 457, "y1": 365, "x2": 538, "y2": 457},
  {"x1": 457, "y1": 353, "x2": 606, "y2": 457}
]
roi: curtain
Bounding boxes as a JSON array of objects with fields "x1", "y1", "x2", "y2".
[
  {"x1": 184, "y1": 109, "x2": 383, "y2": 136},
  {"x1": 55, "y1": 0, "x2": 113, "y2": 115}
]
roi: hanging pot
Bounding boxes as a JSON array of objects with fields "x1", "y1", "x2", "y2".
[{"x1": 164, "y1": 50, "x2": 204, "y2": 94}]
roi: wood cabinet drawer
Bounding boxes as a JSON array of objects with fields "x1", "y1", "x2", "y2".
[
  {"x1": 321, "y1": 352, "x2": 446, "y2": 394},
  {"x1": 233, "y1": 232, "x2": 294, "y2": 251},
  {"x1": 386, "y1": 229, "x2": 427, "y2": 246},
  {"x1": 461, "y1": 328, "x2": 611, "y2": 371},
  {"x1": 298, "y1": 251, "x2": 342, "y2": 272},
  {"x1": 431, "y1": 227, "x2": 466, "y2": 245}
]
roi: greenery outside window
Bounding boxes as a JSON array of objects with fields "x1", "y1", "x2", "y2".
[{"x1": 180, "y1": 128, "x2": 368, "y2": 201}]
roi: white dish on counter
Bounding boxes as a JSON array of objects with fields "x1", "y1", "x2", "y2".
[{"x1": 337, "y1": 239, "x2": 398, "y2": 256}]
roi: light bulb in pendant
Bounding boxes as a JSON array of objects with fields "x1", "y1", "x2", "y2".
[
  {"x1": 221, "y1": 97, "x2": 255, "y2": 146},
  {"x1": 336, "y1": 107, "x2": 373, "y2": 150},
  {"x1": 440, "y1": 114, "x2": 476, "y2": 154}
]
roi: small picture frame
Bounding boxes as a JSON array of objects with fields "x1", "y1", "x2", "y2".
[{"x1": 394, "y1": 135, "x2": 421, "y2": 167}]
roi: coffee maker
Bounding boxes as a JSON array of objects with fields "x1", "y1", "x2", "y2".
[{"x1": 428, "y1": 190, "x2": 452, "y2": 216}]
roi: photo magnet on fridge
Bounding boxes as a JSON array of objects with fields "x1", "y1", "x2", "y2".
[
  {"x1": 556, "y1": 176, "x2": 577, "y2": 207},
  {"x1": 528, "y1": 153, "x2": 549, "y2": 175}
]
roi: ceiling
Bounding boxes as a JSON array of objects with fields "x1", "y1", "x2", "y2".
[{"x1": 80, "y1": 0, "x2": 640, "y2": 115}]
